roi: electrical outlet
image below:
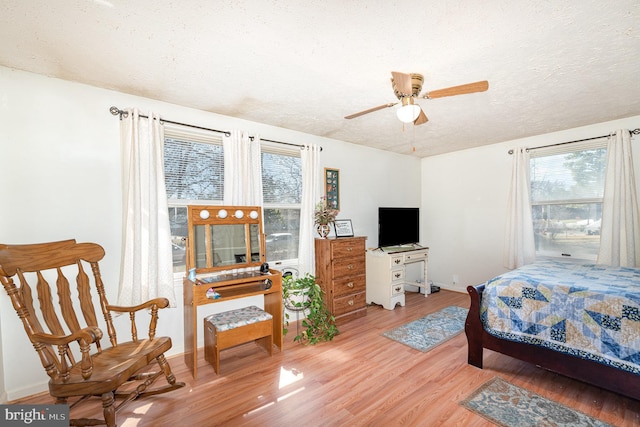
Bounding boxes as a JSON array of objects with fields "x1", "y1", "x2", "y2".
[{"x1": 452, "y1": 274, "x2": 459, "y2": 285}]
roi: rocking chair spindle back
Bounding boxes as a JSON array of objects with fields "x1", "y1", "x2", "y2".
[{"x1": 0, "y1": 239, "x2": 185, "y2": 427}]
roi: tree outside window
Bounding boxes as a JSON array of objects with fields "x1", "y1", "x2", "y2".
[{"x1": 530, "y1": 144, "x2": 606, "y2": 260}]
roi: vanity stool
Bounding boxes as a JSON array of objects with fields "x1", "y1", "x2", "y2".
[{"x1": 204, "y1": 305, "x2": 273, "y2": 374}]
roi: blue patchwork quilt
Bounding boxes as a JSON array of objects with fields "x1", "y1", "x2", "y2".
[{"x1": 480, "y1": 260, "x2": 640, "y2": 375}]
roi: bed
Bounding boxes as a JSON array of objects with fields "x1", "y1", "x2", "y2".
[{"x1": 465, "y1": 259, "x2": 640, "y2": 401}]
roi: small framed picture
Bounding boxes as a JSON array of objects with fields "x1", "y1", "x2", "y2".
[
  {"x1": 324, "y1": 168, "x2": 340, "y2": 211},
  {"x1": 334, "y1": 219, "x2": 354, "y2": 237}
]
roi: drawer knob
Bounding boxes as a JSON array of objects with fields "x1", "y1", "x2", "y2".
[
  {"x1": 394, "y1": 273, "x2": 401, "y2": 279},
  {"x1": 347, "y1": 264, "x2": 354, "y2": 270},
  {"x1": 347, "y1": 282, "x2": 354, "y2": 288},
  {"x1": 348, "y1": 300, "x2": 354, "y2": 306},
  {"x1": 394, "y1": 259, "x2": 401, "y2": 264},
  {"x1": 347, "y1": 247, "x2": 353, "y2": 252},
  {"x1": 394, "y1": 287, "x2": 401, "y2": 293}
]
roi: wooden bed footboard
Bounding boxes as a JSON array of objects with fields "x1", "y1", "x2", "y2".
[
  {"x1": 465, "y1": 284, "x2": 485, "y2": 368},
  {"x1": 465, "y1": 284, "x2": 640, "y2": 401}
]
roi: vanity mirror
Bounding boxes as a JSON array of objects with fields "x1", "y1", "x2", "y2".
[{"x1": 186, "y1": 205, "x2": 265, "y2": 273}]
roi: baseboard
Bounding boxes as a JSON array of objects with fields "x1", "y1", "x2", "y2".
[
  {"x1": 433, "y1": 282, "x2": 467, "y2": 294},
  {"x1": 5, "y1": 380, "x2": 48, "y2": 403},
  {"x1": 405, "y1": 282, "x2": 467, "y2": 295}
]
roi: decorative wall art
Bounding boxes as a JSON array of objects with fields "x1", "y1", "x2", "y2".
[{"x1": 324, "y1": 168, "x2": 340, "y2": 211}]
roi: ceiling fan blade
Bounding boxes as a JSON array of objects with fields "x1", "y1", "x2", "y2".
[
  {"x1": 391, "y1": 71, "x2": 412, "y2": 96},
  {"x1": 344, "y1": 102, "x2": 397, "y2": 119},
  {"x1": 423, "y1": 80, "x2": 489, "y2": 99},
  {"x1": 413, "y1": 108, "x2": 428, "y2": 125}
]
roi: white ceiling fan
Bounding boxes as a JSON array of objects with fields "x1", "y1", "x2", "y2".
[{"x1": 345, "y1": 71, "x2": 489, "y2": 126}]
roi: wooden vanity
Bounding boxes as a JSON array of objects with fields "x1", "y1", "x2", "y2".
[{"x1": 182, "y1": 205, "x2": 283, "y2": 379}]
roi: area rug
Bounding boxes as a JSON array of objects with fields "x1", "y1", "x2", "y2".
[
  {"x1": 382, "y1": 305, "x2": 468, "y2": 352},
  {"x1": 460, "y1": 377, "x2": 612, "y2": 427}
]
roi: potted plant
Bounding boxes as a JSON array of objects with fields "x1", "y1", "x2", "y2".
[
  {"x1": 282, "y1": 273, "x2": 339, "y2": 344},
  {"x1": 314, "y1": 196, "x2": 339, "y2": 238}
]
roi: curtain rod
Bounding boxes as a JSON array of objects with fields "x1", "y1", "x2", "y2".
[
  {"x1": 109, "y1": 106, "x2": 322, "y2": 151},
  {"x1": 508, "y1": 128, "x2": 640, "y2": 155}
]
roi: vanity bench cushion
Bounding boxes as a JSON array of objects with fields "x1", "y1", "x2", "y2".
[{"x1": 205, "y1": 305, "x2": 272, "y2": 331}]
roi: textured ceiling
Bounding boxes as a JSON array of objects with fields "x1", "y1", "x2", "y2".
[{"x1": 1, "y1": 1, "x2": 639, "y2": 157}]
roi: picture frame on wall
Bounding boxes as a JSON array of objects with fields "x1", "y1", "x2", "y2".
[
  {"x1": 334, "y1": 219, "x2": 354, "y2": 237},
  {"x1": 324, "y1": 167, "x2": 340, "y2": 211}
]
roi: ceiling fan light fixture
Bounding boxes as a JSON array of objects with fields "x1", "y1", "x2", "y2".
[
  {"x1": 344, "y1": 72, "x2": 488, "y2": 126},
  {"x1": 396, "y1": 103, "x2": 420, "y2": 123}
]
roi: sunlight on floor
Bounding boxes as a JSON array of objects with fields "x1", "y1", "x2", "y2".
[
  {"x1": 276, "y1": 387, "x2": 305, "y2": 402},
  {"x1": 121, "y1": 418, "x2": 141, "y2": 427},
  {"x1": 119, "y1": 402, "x2": 153, "y2": 427},
  {"x1": 245, "y1": 400, "x2": 276, "y2": 415},
  {"x1": 244, "y1": 387, "x2": 306, "y2": 417},
  {"x1": 242, "y1": 366, "x2": 307, "y2": 417},
  {"x1": 278, "y1": 366, "x2": 304, "y2": 388}
]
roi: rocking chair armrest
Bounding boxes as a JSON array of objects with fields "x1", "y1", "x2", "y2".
[
  {"x1": 107, "y1": 297, "x2": 170, "y2": 313},
  {"x1": 106, "y1": 298, "x2": 169, "y2": 341},
  {"x1": 33, "y1": 327, "x2": 102, "y2": 380},
  {"x1": 32, "y1": 326, "x2": 103, "y2": 347}
]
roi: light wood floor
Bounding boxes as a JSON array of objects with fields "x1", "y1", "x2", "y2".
[{"x1": 12, "y1": 290, "x2": 640, "y2": 426}]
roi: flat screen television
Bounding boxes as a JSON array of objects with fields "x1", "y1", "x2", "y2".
[{"x1": 378, "y1": 207, "x2": 420, "y2": 247}]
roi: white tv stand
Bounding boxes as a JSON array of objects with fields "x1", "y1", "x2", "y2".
[{"x1": 365, "y1": 244, "x2": 429, "y2": 310}]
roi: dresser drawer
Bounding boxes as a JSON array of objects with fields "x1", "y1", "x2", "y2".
[
  {"x1": 333, "y1": 257, "x2": 365, "y2": 278},
  {"x1": 405, "y1": 250, "x2": 428, "y2": 263},
  {"x1": 333, "y1": 275, "x2": 365, "y2": 298},
  {"x1": 334, "y1": 307, "x2": 366, "y2": 325},
  {"x1": 391, "y1": 283, "x2": 404, "y2": 296},
  {"x1": 390, "y1": 268, "x2": 404, "y2": 283},
  {"x1": 332, "y1": 291, "x2": 366, "y2": 316},
  {"x1": 390, "y1": 255, "x2": 404, "y2": 267},
  {"x1": 331, "y1": 238, "x2": 365, "y2": 259}
]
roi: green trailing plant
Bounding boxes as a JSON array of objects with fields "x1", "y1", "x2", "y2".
[{"x1": 282, "y1": 273, "x2": 339, "y2": 344}]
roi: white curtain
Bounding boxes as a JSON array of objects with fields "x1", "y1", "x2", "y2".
[
  {"x1": 298, "y1": 144, "x2": 322, "y2": 275},
  {"x1": 597, "y1": 129, "x2": 640, "y2": 267},
  {"x1": 503, "y1": 148, "x2": 536, "y2": 269},
  {"x1": 118, "y1": 109, "x2": 175, "y2": 307},
  {"x1": 223, "y1": 130, "x2": 263, "y2": 205}
]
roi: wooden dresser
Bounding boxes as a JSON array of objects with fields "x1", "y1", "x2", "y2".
[{"x1": 314, "y1": 236, "x2": 367, "y2": 325}]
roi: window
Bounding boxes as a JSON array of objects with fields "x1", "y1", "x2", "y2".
[
  {"x1": 530, "y1": 141, "x2": 607, "y2": 260},
  {"x1": 163, "y1": 128, "x2": 303, "y2": 272},
  {"x1": 261, "y1": 147, "x2": 302, "y2": 263},
  {"x1": 164, "y1": 127, "x2": 224, "y2": 273}
]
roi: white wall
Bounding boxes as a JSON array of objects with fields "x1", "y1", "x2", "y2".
[
  {"x1": 0, "y1": 66, "x2": 421, "y2": 400},
  {"x1": 422, "y1": 115, "x2": 640, "y2": 292}
]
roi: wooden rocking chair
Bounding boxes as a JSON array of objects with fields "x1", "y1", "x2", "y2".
[{"x1": 0, "y1": 239, "x2": 185, "y2": 427}]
